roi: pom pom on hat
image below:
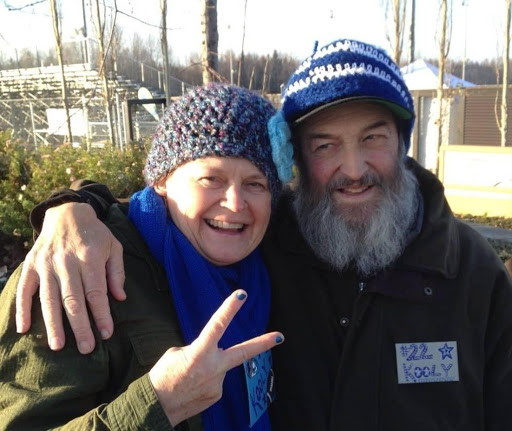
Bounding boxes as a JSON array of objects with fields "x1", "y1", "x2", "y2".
[
  {"x1": 280, "y1": 39, "x2": 416, "y2": 152},
  {"x1": 144, "y1": 83, "x2": 283, "y2": 199}
]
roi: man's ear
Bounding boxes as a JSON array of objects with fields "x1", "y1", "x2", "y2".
[{"x1": 153, "y1": 180, "x2": 167, "y2": 197}]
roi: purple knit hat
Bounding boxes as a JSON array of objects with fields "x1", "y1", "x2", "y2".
[{"x1": 144, "y1": 83, "x2": 281, "y2": 199}]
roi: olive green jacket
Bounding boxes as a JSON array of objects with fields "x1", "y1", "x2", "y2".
[{"x1": 0, "y1": 204, "x2": 202, "y2": 430}]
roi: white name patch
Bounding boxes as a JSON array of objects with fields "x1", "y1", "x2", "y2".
[{"x1": 395, "y1": 341, "x2": 459, "y2": 384}]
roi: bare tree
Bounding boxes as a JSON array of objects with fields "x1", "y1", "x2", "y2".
[
  {"x1": 201, "y1": 0, "x2": 219, "y2": 84},
  {"x1": 435, "y1": 0, "x2": 452, "y2": 173},
  {"x1": 407, "y1": 0, "x2": 416, "y2": 64},
  {"x1": 49, "y1": 0, "x2": 73, "y2": 145},
  {"x1": 382, "y1": 0, "x2": 407, "y2": 64},
  {"x1": 161, "y1": 0, "x2": 170, "y2": 104},
  {"x1": 237, "y1": 0, "x2": 248, "y2": 86},
  {"x1": 500, "y1": 0, "x2": 511, "y2": 147},
  {"x1": 92, "y1": 0, "x2": 117, "y2": 147}
]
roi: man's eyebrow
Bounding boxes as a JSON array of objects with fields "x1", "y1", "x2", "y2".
[
  {"x1": 306, "y1": 132, "x2": 335, "y2": 140},
  {"x1": 362, "y1": 119, "x2": 391, "y2": 132},
  {"x1": 304, "y1": 119, "x2": 392, "y2": 139}
]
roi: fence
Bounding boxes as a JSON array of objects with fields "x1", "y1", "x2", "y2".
[{"x1": 0, "y1": 62, "x2": 189, "y2": 148}]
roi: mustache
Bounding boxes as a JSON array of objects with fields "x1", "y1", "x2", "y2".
[{"x1": 327, "y1": 172, "x2": 383, "y2": 190}]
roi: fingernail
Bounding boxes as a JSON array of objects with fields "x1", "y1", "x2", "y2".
[
  {"x1": 50, "y1": 337, "x2": 64, "y2": 351},
  {"x1": 100, "y1": 329, "x2": 110, "y2": 340},
  {"x1": 78, "y1": 341, "x2": 92, "y2": 354},
  {"x1": 275, "y1": 335, "x2": 284, "y2": 344},
  {"x1": 236, "y1": 292, "x2": 247, "y2": 300}
]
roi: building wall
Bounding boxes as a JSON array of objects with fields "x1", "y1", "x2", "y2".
[{"x1": 439, "y1": 145, "x2": 512, "y2": 217}]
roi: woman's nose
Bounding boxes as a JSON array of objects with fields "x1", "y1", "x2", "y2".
[{"x1": 221, "y1": 184, "x2": 247, "y2": 212}]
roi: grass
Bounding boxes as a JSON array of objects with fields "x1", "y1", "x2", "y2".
[
  {"x1": 455, "y1": 214, "x2": 512, "y2": 230},
  {"x1": 455, "y1": 214, "x2": 512, "y2": 263}
]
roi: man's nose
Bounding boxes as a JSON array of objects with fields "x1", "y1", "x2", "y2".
[
  {"x1": 221, "y1": 184, "x2": 247, "y2": 212},
  {"x1": 338, "y1": 147, "x2": 368, "y2": 180}
]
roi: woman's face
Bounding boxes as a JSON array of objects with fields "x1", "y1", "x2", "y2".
[{"x1": 155, "y1": 156, "x2": 272, "y2": 266}]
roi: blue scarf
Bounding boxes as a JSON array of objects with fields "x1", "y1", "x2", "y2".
[{"x1": 129, "y1": 187, "x2": 272, "y2": 431}]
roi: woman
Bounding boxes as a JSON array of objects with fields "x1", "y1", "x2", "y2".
[{"x1": 0, "y1": 84, "x2": 288, "y2": 430}]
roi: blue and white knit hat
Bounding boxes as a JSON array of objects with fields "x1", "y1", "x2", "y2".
[
  {"x1": 144, "y1": 83, "x2": 283, "y2": 199},
  {"x1": 278, "y1": 38, "x2": 415, "y2": 152}
]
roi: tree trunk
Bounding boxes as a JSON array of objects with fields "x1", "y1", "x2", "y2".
[
  {"x1": 262, "y1": 54, "x2": 270, "y2": 95},
  {"x1": 93, "y1": 0, "x2": 116, "y2": 147},
  {"x1": 201, "y1": 0, "x2": 219, "y2": 84},
  {"x1": 49, "y1": 0, "x2": 73, "y2": 145},
  {"x1": 436, "y1": 0, "x2": 448, "y2": 173},
  {"x1": 161, "y1": 0, "x2": 170, "y2": 105},
  {"x1": 501, "y1": 0, "x2": 511, "y2": 147},
  {"x1": 383, "y1": 0, "x2": 406, "y2": 64},
  {"x1": 392, "y1": 0, "x2": 401, "y2": 63},
  {"x1": 407, "y1": 0, "x2": 416, "y2": 64},
  {"x1": 237, "y1": 0, "x2": 248, "y2": 87}
]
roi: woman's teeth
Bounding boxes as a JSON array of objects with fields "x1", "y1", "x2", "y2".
[{"x1": 207, "y1": 219, "x2": 244, "y2": 230}]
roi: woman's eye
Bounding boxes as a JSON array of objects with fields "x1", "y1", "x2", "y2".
[{"x1": 198, "y1": 177, "x2": 219, "y2": 186}]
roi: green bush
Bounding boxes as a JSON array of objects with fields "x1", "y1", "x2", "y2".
[
  {"x1": 1, "y1": 132, "x2": 511, "y2": 269},
  {"x1": 0, "y1": 132, "x2": 147, "y2": 245}
]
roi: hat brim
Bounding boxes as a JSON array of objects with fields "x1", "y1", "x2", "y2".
[{"x1": 293, "y1": 96, "x2": 414, "y2": 124}]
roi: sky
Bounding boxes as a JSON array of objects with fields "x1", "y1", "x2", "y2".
[{"x1": 0, "y1": 0, "x2": 509, "y2": 66}]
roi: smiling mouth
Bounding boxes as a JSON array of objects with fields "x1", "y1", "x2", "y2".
[
  {"x1": 338, "y1": 185, "x2": 373, "y2": 194},
  {"x1": 206, "y1": 219, "x2": 245, "y2": 232}
]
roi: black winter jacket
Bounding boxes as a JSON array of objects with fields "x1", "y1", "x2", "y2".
[
  {"x1": 29, "y1": 160, "x2": 512, "y2": 431},
  {"x1": 264, "y1": 159, "x2": 512, "y2": 431}
]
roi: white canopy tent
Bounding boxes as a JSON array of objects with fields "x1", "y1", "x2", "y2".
[{"x1": 400, "y1": 59, "x2": 476, "y2": 90}]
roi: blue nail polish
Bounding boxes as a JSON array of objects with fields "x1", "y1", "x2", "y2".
[
  {"x1": 275, "y1": 335, "x2": 283, "y2": 344},
  {"x1": 237, "y1": 292, "x2": 247, "y2": 300}
]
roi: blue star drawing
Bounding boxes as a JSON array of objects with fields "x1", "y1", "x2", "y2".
[{"x1": 438, "y1": 343, "x2": 454, "y2": 360}]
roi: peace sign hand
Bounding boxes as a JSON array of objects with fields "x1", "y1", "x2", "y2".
[{"x1": 148, "y1": 290, "x2": 284, "y2": 427}]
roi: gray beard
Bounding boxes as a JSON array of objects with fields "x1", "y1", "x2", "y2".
[{"x1": 293, "y1": 159, "x2": 419, "y2": 277}]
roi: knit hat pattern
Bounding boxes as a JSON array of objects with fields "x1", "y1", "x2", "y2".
[
  {"x1": 144, "y1": 83, "x2": 281, "y2": 198},
  {"x1": 280, "y1": 39, "x2": 416, "y2": 151}
]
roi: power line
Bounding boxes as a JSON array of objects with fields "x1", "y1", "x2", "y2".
[{"x1": 3, "y1": 0, "x2": 46, "y2": 11}]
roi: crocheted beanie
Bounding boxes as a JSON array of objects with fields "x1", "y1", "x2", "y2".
[
  {"x1": 280, "y1": 39, "x2": 415, "y2": 151},
  {"x1": 144, "y1": 83, "x2": 281, "y2": 198}
]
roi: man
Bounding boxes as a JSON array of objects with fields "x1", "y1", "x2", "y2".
[{"x1": 17, "y1": 39, "x2": 512, "y2": 430}]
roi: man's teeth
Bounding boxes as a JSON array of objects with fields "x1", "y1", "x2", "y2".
[
  {"x1": 343, "y1": 186, "x2": 369, "y2": 194},
  {"x1": 207, "y1": 219, "x2": 244, "y2": 230}
]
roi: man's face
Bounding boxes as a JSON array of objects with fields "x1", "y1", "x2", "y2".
[
  {"x1": 293, "y1": 101, "x2": 418, "y2": 276},
  {"x1": 296, "y1": 101, "x2": 400, "y2": 225}
]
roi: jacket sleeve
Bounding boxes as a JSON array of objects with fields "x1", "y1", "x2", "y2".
[
  {"x1": 30, "y1": 181, "x2": 120, "y2": 235},
  {"x1": 483, "y1": 266, "x2": 512, "y2": 430},
  {"x1": 0, "y1": 265, "x2": 173, "y2": 431}
]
